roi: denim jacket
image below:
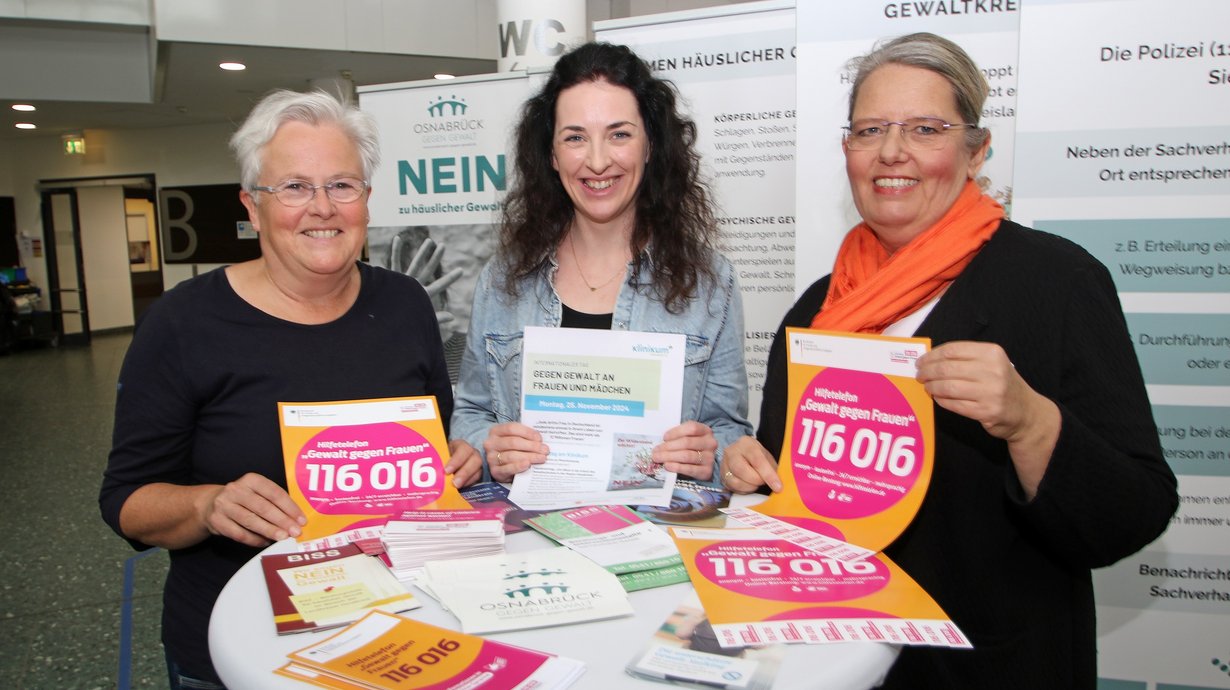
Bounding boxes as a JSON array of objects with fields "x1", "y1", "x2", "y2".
[{"x1": 451, "y1": 248, "x2": 752, "y2": 483}]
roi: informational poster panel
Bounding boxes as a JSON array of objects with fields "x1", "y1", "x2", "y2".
[
  {"x1": 596, "y1": 1, "x2": 797, "y2": 422},
  {"x1": 1012, "y1": 1, "x2": 1230, "y2": 686},
  {"x1": 794, "y1": 1, "x2": 1020, "y2": 293},
  {"x1": 359, "y1": 73, "x2": 534, "y2": 380}
]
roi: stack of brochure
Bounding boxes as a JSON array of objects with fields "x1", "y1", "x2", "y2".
[
  {"x1": 380, "y1": 509, "x2": 505, "y2": 581},
  {"x1": 277, "y1": 610, "x2": 585, "y2": 689},
  {"x1": 460, "y1": 481, "x2": 550, "y2": 533},
  {"x1": 260, "y1": 543, "x2": 419, "y2": 635},
  {"x1": 421, "y1": 546, "x2": 634, "y2": 634},
  {"x1": 524, "y1": 505, "x2": 688, "y2": 591}
]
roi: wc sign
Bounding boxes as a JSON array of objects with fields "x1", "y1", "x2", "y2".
[{"x1": 496, "y1": 0, "x2": 586, "y2": 71}]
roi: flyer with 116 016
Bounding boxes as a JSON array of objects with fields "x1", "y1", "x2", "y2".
[
  {"x1": 724, "y1": 328, "x2": 936, "y2": 560},
  {"x1": 281, "y1": 610, "x2": 584, "y2": 689},
  {"x1": 278, "y1": 396, "x2": 471, "y2": 541}
]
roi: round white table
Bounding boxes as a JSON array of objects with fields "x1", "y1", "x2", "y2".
[{"x1": 209, "y1": 498, "x2": 899, "y2": 689}]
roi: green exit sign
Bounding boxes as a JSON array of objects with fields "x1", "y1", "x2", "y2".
[{"x1": 63, "y1": 136, "x2": 85, "y2": 155}]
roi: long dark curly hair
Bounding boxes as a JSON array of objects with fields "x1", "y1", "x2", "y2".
[{"x1": 499, "y1": 42, "x2": 717, "y2": 313}]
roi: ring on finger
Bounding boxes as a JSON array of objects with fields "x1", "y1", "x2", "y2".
[
  {"x1": 496, "y1": 451, "x2": 503, "y2": 464},
  {"x1": 723, "y1": 469, "x2": 734, "y2": 483},
  {"x1": 695, "y1": 449, "x2": 703, "y2": 463}
]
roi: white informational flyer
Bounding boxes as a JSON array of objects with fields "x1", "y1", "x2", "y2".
[
  {"x1": 510, "y1": 327, "x2": 685, "y2": 510},
  {"x1": 423, "y1": 547, "x2": 634, "y2": 634}
]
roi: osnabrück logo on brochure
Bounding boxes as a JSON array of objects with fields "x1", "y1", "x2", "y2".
[
  {"x1": 503, "y1": 564, "x2": 570, "y2": 598},
  {"x1": 475, "y1": 562, "x2": 605, "y2": 611}
]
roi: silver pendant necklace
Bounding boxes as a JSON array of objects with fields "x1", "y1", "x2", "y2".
[{"x1": 568, "y1": 234, "x2": 627, "y2": 292}]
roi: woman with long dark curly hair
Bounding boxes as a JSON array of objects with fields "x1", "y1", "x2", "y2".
[{"x1": 452, "y1": 42, "x2": 751, "y2": 484}]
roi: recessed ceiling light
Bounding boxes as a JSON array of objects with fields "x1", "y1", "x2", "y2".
[
  {"x1": 15, "y1": 123, "x2": 36, "y2": 130},
  {"x1": 11, "y1": 104, "x2": 36, "y2": 112},
  {"x1": 434, "y1": 73, "x2": 456, "y2": 80},
  {"x1": 219, "y1": 62, "x2": 246, "y2": 71}
]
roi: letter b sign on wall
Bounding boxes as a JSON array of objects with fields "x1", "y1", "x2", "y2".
[{"x1": 159, "y1": 184, "x2": 259, "y2": 264}]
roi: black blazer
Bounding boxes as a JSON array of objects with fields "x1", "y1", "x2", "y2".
[{"x1": 758, "y1": 220, "x2": 1177, "y2": 689}]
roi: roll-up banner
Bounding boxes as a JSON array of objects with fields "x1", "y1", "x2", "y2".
[
  {"x1": 595, "y1": 0, "x2": 797, "y2": 423},
  {"x1": 1012, "y1": 1, "x2": 1230, "y2": 687},
  {"x1": 359, "y1": 73, "x2": 535, "y2": 381},
  {"x1": 794, "y1": 0, "x2": 1020, "y2": 293}
]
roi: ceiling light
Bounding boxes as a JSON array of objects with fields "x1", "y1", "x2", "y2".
[
  {"x1": 15, "y1": 123, "x2": 36, "y2": 130},
  {"x1": 434, "y1": 73, "x2": 456, "y2": 80},
  {"x1": 219, "y1": 62, "x2": 246, "y2": 71},
  {"x1": 11, "y1": 104, "x2": 36, "y2": 112}
]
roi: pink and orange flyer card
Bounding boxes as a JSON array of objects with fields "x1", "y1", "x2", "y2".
[
  {"x1": 699, "y1": 330, "x2": 968, "y2": 648},
  {"x1": 284, "y1": 610, "x2": 584, "y2": 689},
  {"x1": 670, "y1": 527, "x2": 969, "y2": 649},
  {"x1": 724, "y1": 328, "x2": 935, "y2": 559},
  {"x1": 279, "y1": 396, "x2": 471, "y2": 541}
]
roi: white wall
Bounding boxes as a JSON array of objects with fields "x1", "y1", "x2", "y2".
[
  {"x1": 2, "y1": 0, "x2": 498, "y2": 59},
  {"x1": 77, "y1": 186, "x2": 134, "y2": 331},
  {"x1": 153, "y1": 0, "x2": 498, "y2": 59},
  {"x1": 47, "y1": 192, "x2": 83, "y2": 335},
  {"x1": 0, "y1": 22, "x2": 152, "y2": 103},
  {"x1": 5, "y1": 122, "x2": 237, "y2": 297},
  {"x1": 627, "y1": 0, "x2": 746, "y2": 13},
  {"x1": 0, "y1": 0, "x2": 149, "y2": 24}
]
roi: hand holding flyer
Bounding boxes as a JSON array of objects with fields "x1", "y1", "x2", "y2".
[
  {"x1": 510, "y1": 327, "x2": 685, "y2": 510},
  {"x1": 278, "y1": 396, "x2": 470, "y2": 540},
  {"x1": 728, "y1": 329, "x2": 934, "y2": 556},
  {"x1": 696, "y1": 331, "x2": 968, "y2": 649}
]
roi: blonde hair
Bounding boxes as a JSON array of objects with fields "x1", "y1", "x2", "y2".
[{"x1": 847, "y1": 32, "x2": 990, "y2": 151}]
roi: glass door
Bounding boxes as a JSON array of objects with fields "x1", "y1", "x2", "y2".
[{"x1": 40, "y1": 189, "x2": 90, "y2": 345}]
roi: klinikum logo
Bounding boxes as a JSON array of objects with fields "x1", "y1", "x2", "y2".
[{"x1": 427, "y1": 95, "x2": 467, "y2": 117}]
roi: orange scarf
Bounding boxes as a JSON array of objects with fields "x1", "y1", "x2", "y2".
[{"x1": 812, "y1": 181, "x2": 1004, "y2": 334}]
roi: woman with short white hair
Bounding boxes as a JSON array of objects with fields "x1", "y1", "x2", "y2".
[{"x1": 101, "y1": 89, "x2": 480, "y2": 688}]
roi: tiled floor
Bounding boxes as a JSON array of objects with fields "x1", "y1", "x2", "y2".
[{"x1": 1, "y1": 332, "x2": 170, "y2": 689}]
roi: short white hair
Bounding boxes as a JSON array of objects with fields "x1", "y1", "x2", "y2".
[{"x1": 229, "y1": 89, "x2": 380, "y2": 192}]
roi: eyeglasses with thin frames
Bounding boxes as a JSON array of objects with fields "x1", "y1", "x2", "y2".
[
  {"x1": 251, "y1": 177, "x2": 370, "y2": 207},
  {"x1": 842, "y1": 117, "x2": 980, "y2": 151}
]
